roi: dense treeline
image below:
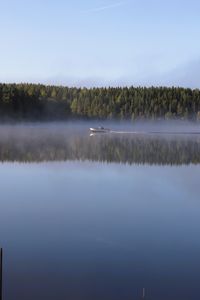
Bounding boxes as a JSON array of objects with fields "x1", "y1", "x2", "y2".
[{"x1": 0, "y1": 83, "x2": 200, "y2": 120}]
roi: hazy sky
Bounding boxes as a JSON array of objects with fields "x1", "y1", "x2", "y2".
[{"x1": 1, "y1": 0, "x2": 200, "y2": 87}]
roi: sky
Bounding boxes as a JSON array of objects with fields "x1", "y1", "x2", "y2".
[{"x1": 0, "y1": 0, "x2": 200, "y2": 88}]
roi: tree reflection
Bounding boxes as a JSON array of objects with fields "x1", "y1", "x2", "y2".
[{"x1": 0, "y1": 127, "x2": 199, "y2": 165}]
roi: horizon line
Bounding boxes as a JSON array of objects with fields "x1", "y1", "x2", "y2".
[{"x1": 0, "y1": 81, "x2": 199, "y2": 90}]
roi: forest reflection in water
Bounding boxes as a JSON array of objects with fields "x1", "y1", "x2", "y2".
[
  {"x1": 0, "y1": 123, "x2": 200, "y2": 165},
  {"x1": 1, "y1": 122, "x2": 200, "y2": 300}
]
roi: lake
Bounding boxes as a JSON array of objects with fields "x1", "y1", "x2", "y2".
[{"x1": 0, "y1": 122, "x2": 200, "y2": 300}]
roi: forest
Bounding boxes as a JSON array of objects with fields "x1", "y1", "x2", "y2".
[{"x1": 0, "y1": 83, "x2": 200, "y2": 120}]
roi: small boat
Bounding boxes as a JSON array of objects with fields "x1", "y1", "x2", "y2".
[{"x1": 90, "y1": 126, "x2": 110, "y2": 133}]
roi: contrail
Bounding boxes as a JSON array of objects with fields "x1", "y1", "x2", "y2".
[{"x1": 81, "y1": 1, "x2": 126, "y2": 13}]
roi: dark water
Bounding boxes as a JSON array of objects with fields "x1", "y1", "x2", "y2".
[{"x1": 0, "y1": 122, "x2": 200, "y2": 300}]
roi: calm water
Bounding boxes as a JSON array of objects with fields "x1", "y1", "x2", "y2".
[{"x1": 0, "y1": 122, "x2": 200, "y2": 300}]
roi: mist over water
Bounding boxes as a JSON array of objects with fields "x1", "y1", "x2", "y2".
[
  {"x1": 0, "y1": 121, "x2": 200, "y2": 300},
  {"x1": 0, "y1": 120, "x2": 200, "y2": 164}
]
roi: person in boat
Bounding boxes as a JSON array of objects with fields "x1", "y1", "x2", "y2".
[{"x1": 90, "y1": 126, "x2": 110, "y2": 132}]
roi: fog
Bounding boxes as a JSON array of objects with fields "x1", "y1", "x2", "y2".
[
  {"x1": 1, "y1": 119, "x2": 200, "y2": 133},
  {"x1": 0, "y1": 121, "x2": 200, "y2": 164}
]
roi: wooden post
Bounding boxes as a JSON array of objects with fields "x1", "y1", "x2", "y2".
[
  {"x1": 0, "y1": 248, "x2": 2, "y2": 300},
  {"x1": 142, "y1": 287, "x2": 145, "y2": 299}
]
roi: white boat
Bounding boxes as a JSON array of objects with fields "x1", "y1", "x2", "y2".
[{"x1": 90, "y1": 127, "x2": 110, "y2": 133}]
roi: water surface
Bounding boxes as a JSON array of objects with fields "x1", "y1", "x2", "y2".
[{"x1": 0, "y1": 122, "x2": 200, "y2": 300}]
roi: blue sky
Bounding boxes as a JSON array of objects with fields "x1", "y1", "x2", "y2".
[{"x1": 1, "y1": 0, "x2": 200, "y2": 87}]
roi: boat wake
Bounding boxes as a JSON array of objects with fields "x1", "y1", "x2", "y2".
[
  {"x1": 90, "y1": 130, "x2": 200, "y2": 135},
  {"x1": 109, "y1": 130, "x2": 200, "y2": 135}
]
